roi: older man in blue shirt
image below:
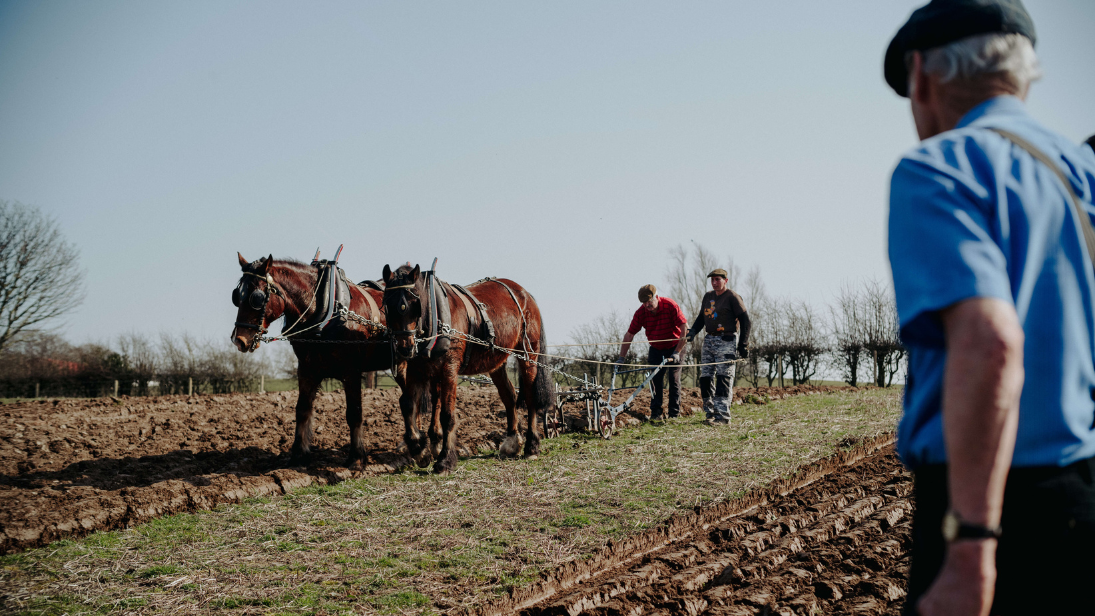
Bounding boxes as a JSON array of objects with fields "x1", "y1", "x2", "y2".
[{"x1": 885, "y1": 1, "x2": 1095, "y2": 615}]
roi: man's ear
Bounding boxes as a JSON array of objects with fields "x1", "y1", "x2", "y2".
[
  {"x1": 382, "y1": 264, "x2": 392, "y2": 283},
  {"x1": 238, "y1": 252, "x2": 249, "y2": 269},
  {"x1": 909, "y1": 50, "x2": 929, "y2": 103}
]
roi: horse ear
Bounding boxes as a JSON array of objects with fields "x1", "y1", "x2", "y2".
[
  {"x1": 257, "y1": 255, "x2": 272, "y2": 275},
  {"x1": 238, "y1": 252, "x2": 249, "y2": 269},
  {"x1": 411, "y1": 265, "x2": 420, "y2": 283},
  {"x1": 382, "y1": 264, "x2": 392, "y2": 283}
]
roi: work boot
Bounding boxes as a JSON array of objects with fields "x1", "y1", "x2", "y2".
[{"x1": 713, "y1": 398, "x2": 731, "y2": 426}]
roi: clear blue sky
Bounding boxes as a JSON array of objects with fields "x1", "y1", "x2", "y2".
[{"x1": 1, "y1": 1, "x2": 1092, "y2": 348}]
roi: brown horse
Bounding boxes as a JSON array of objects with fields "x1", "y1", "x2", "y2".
[
  {"x1": 381, "y1": 263, "x2": 554, "y2": 474},
  {"x1": 230, "y1": 253, "x2": 398, "y2": 469}
]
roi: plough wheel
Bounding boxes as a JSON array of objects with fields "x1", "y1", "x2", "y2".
[
  {"x1": 595, "y1": 403, "x2": 614, "y2": 439},
  {"x1": 543, "y1": 404, "x2": 564, "y2": 439}
]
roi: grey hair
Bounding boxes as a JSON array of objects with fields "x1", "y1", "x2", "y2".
[{"x1": 909, "y1": 32, "x2": 1041, "y2": 92}]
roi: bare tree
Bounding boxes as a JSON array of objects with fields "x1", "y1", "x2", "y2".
[
  {"x1": 829, "y1": 283, "x2": 868, "y2": 386},
  {"x1": 862, "y1": 279, "x2": 906, "y2": 387},
  {"x1": 665, "y1": 243, "x2": 724, "y2": 322},
  {"x1": 116, "y1": 332, "x2": 158, "y2": 395},
  {"x1": 566, "y1": 310, "x2": 645, "y2": 387},
  {"x1": 0, "y1": 201, "x2": 85, "y2": 353},
  {"x1": 739, "y1": 266, "x2": 768, "y2": 387},
  {"x1": 783, "y1": 301, "x2": 826, "y2": 385},
  {"x1": 750, "y1": 297, "x2": 788, "y2": 387}
]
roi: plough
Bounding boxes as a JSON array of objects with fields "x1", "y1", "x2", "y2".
[{"x1": 544, "y1": 357, "x2": 670, "y2": 439}]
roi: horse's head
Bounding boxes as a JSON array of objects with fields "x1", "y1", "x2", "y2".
[
  {"x1": 231, "y1": 252, "x2": 286, "y2": 352},
  {"x1": 381, "y1": 263, "x2": 423, "y2": 359}
]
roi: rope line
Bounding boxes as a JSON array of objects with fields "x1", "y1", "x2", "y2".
[
  {"x1": 442, "y1": 324, "x2": 742, "y2": 370},
  {"x1": 547, "y1": 338, "x2": 682, "y2": 348}
]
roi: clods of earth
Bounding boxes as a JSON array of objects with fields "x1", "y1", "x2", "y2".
[{"x1": 473, "y1": 435, "x2": 910, "y2": 616}]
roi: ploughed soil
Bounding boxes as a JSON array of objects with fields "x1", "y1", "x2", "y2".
[
  {"x1": 0, "y1": 383, "x2": 850, "y2": 555},
  {"x1": 471, "y1": 435, "x2": 910, "y2": 616}
]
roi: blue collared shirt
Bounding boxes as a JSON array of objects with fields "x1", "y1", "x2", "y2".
[{"x1": 889, "y1": 95, "x2": 1095, "y2": 469}]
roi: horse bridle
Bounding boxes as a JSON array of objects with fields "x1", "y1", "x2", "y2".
[
  {"x1": 383, "y1": 280, "x2": 422, "y2": 342},
  {"x1": 233, "y1": 270, "x2": 283, "y2": 335}
]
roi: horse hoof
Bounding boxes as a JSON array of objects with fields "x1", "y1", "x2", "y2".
[
  {"x1": 415, "y1": 451, "x2": 432, "y2": 468},
  {"x1": 498, "y1": 434, "x2": 522, "y2": 459},
  {"x1": 524, "y1": 454, "x2": 539, "y2": 461}
]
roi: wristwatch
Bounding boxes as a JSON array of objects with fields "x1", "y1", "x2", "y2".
[{"x1": 941, "y1": 510, "x2": 1002, "y2": 542}]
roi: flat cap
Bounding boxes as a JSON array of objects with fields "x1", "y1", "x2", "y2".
[
  {"x1": 884, "y1": 0, "x2": 1036, "y2": 97},
  {"x1": 638, "y1": 284, "x2": 657, "y2": 302},
  {"x1": 707, "y1": 269, "x2": 728, "y2": 279}
]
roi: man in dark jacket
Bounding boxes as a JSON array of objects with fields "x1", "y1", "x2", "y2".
[{"x1": 685, "y1": 269, "x2": 750, "y2": 426}]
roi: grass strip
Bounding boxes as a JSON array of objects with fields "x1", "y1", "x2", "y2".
[{"x1": 0, "y1": 387, "x2": 900, "y2": 615}]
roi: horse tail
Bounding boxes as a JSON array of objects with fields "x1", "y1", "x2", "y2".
[{"x1": 522, "y1": 318, "x2": 555, "y2": 411}]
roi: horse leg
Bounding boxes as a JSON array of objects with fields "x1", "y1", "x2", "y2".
[
  {"x1": 400, "y1": 380, "x2": 431, "y2": 467},
  {"x1": 432, "y1": 374, "x2": 460, "y2": 474},
  {"x1": 290, "y1": 371, "x2": 321, "y2": 464},
  {"x1": 518, "y1": 361, "x2": 543, "y2": 458},
  {"x1": 343, "y1": 375, "x2": 366, "y2": 470},
  {"x1": 428, "y1": 379, "x2": 444, "y2": 459},
  {"x1": 490, "y1": 367, "x2": 522, "y2": 459}
]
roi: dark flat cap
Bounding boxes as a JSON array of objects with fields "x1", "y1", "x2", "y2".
[
  {"x1": 884, "y1": 0, "x2": 1036, "y2": 97},
  {"x1": 707, "y1": 269, "x2": 728, "y2": 279}
]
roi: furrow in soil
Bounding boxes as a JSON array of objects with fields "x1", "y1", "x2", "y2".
[{"x1": 512, "y1": 445, "x2": 911, "y2": 616}]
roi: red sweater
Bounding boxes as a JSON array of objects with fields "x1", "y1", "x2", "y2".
[{"x1": 627, "y1": 297, "x2": 686, "y2": 350}]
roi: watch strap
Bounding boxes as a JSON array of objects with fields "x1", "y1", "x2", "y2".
[
  {"x1": 943, "y1": 510, "x2": 1002, "y2": 541},
  {"x1": 955, "y1": 521, "x2": 1002, "y2": 540}
]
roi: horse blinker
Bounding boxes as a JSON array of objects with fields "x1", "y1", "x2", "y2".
[{"x1": 232, "y1": 285, "x2": 268, "y2": 311}]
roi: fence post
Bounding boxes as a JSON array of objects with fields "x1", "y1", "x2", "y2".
[
  {"x1": 260, "y1": 374, "x2": 265, "y2": 394},
  {"x1": 364, "y1": 371, "x2": 376, "y2": 389},
  {"x1": 35, "y1": 382, "x2": 39, "y2": 399},
  {"x1": 114, "y1": 380, "x2": 119, "y2": 397},
  {"x1": 188, "y1": 377, "x2": 193, "y2": 397},
  {"x1": 778, "y1": 356, "x2": 784, "y2": 388}
]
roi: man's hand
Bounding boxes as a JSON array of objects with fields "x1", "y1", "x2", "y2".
[
  {"x1": 918, "y1": 541, "x2": 996, "y2": 616},
  {"x1": 686, "y1": 332, "x2": 695, "y2": 343},
  {"x1": 668, "y1": 353, "x2": 680, "y2": 364},
  {"x1": 737, "y1": 345, "x2": 748, "y2": 359},
  {"x1": 616, "y1": 355, "x2": 626, "y2": 365}
]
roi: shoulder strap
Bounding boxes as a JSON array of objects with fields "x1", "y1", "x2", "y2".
[
  {"x1": 360, "y1": 288, "x2": 380, "y2": 321},
  {"x1": 447, "y1": 283, "x2": 478, "y2": 325},
  {"x1": 990, "y1": 128, "x2": 1095, "y2": 274}
]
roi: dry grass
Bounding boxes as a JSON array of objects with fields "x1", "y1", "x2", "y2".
[{"x1": 0, "y1": 387, "x2": 901, "y2": 615}]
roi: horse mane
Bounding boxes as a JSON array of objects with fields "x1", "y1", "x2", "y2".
[{"x1": 268, "y1": 257, "x2": 317, "y2": 300}]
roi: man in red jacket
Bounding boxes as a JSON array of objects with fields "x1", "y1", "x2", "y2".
[{"x1": 618, "y1": 284, "x2": 687, "y2": 420}]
